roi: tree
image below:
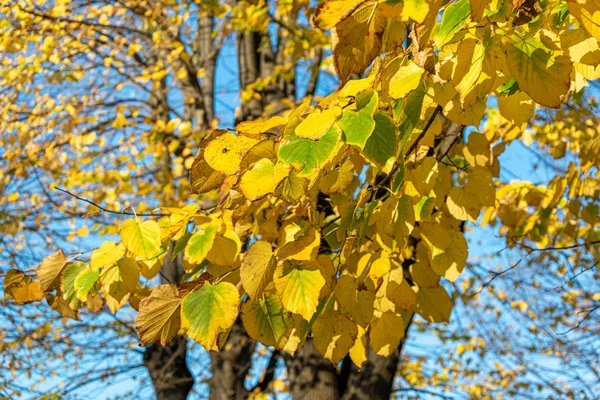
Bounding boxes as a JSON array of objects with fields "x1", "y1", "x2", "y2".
[{"x1": 1, "y1": 0, "x2": 600, "y2": 399}]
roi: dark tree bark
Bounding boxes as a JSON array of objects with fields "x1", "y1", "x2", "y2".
[
  {"x1": 284, "y1": 339, "x2": 340, "y2": 400},
  {"x1": 208, "y1": 320, "x2": 256, "y2": 400}
]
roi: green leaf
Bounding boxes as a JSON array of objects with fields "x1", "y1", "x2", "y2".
[
  {"x1": 62, "y1": 263, "x2": 85, "y2": 310},
  {"x1": 363, "y1": 113, "x2": 397, "y2": 168},
  {"x1": 278, "y1": 124, "x2": 342, "y2": 177},
  {"x1": 339, "y1": 91, "x2": 378, "y2": 148},
  {"x1": 434, "y1": 0, "x2": 471, "y2": 49},
  {"x1": 181, "y1": 282, "x2": 240, "y2": 351},
  {"x1": 184, "y1": 226, "x2": 217, "y2": 264},
  {"x1": 242, "y1": 294, "x2": 294, "y2": 348},
  {"x1": 119, "y1": 218, "x2": 162, "y2": 260},
  {"x1": 74, "y1": 267, "x2": 100, "y2": 302}
]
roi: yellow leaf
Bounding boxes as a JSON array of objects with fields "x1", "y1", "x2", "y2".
[
  {"x1": 36, "y1": 249, "x2": 67, "y2": 292},
  {"x1": 331, "y1": 3, "x2": 386, "y2": 82},
  {"x1": 453, "y1": 33, "x2": 496, "y2": 107},
  {"x1": 203, "y1": 132, "x2": 259, "y2": 175},
  {"x1": 273, "y1": 262, "x2": 325, "y2": 321},
  {"x1": 276, "y1": 228, "x2": 321, "y2": 261},
  {"x1": 568, "y1": 0, "x2": 600, "y2": 43},
  {"x1": 415, "y1": 286, "x2": 453, "y2": 322},
  {"x1": 12, "y1": 280, "x2": 44, "y2": 305},
  {"x1": 119, "y1": 218, "x2": 162, "y2": 260},
  {"x1": 370, "y1": 312, "x2": 405, "y2": 356},
  {"x1": 314, "y1": 0, "x2": 367, "y2": 29},
  {"x1": 100, "y1": 256, "x2": 140, "y2": 303},
  {"x1": 389, "y1": 60, "x2": 425, "y2": 99},
  {"x1": 503, "y1": 33, "x2": 572, "y2": 108},
  {"x1": 206, "y1": 230, "x2": 241, "y2": 266},
  {"x1": 136, "y1": 284, "x2": 182, "y2": 346},
  {"x1": 462, "y1": 132, "x2": 493, "y2": 167},
  {"x1": 349, "y1": 325, "x2": 367, "y2": 367},
  {"x1": 90, "y1": 241, "x2": 125, "y2": 271},
  {"x1": 420, "y1": 222, "x2": 467, "y2": 281},
  {"x1": 312, "y1": 309, "x2": 358, "y2": 364},
  {"x1": 236, "y1": 116, "x2": 288, "y2": 136},
  {"x1": 295, "y1": 108, "x2": 341, "y2": 140},
  {"x1": 335, "y1": 274, "x2": 375, "y2": 327},
  {"x1": 240, "y1": 240, "x2": 277, "y2": 299},
  {"x1": 318, "y1": 159, "x2": 355, "y2": 195},
  {"x1": 375, "y1": 267, "x2": 417, "y2": 313},
  {"x1": 239, "y1": 159, "x2": 290, "y2": 200}
]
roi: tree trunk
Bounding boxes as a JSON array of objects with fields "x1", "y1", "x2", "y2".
[
  {"x1": 143, "y1": 337, "x2": 194, "y2": 400},
  {"x1": 208, "y1": 319, "x2": 256, "y2": 400},
  {"x1": 284, "y1": 339, "x2": 340, "y2": 400}
]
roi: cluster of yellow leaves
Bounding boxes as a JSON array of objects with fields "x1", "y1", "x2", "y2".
[{"x1": 4, "y1": 0, "x2": 600, "y2": 368}]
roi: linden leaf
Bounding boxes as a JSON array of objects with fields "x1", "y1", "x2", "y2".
[
  {"x1": 420, "y1": 222, "x2": 468, "y2": 281},
  {"x1": 319, "y1": 159, "x2": 355, "y2": 195},
  {"x1": 189, "y1": 146, "x2": 225, "y2": 194},
  {"x1": 314, "y1": 0, "x2": 367, "y2": 30},
  {"x1": 349, "y1": 325, "x2": 367, "y2": 367},
  {"x1": 375, "y1": 268, "x2": 417, "y2": 313},
  {"x1": 120, "y1": 218, "x2": 162, "y2": 260},
  {"x1": 276, "y1": 170, "x2": 309, "y2": 202},
  {"x1": 331, "y1": 2, "x2": 386, "y2": 82},
  {"x1": 453, "y1": 32, "x2": 496, "y2": 107},
  {"x1": 370, "y1": 311, "x2": 405, "y2": 356},
  {"x1": 236, "y1": 116, "x2": 288, "y2": 136},
  {"x1": 62, "y1": 263, "x2": 85, "y2": 310},
  {"x1": 389, "y1": 61, "x2": 425, "y2": 99},
  {"x1": 276, "y1": 228, "x2": 321, "y2": 261},
  {"x1": 206, "y1": 231, "x2": 241, "y2": 266},
  {"x1": 363, "y1": 113, "x2": 397, "y2": 168},
  {"x1": 312, "y1": 309, "x2": 358, "y2": 364},
  {"x1": 335, "y1": 274, "x2": 375, "y2": 327},
  {"x1": 3, "y1": 270, "x2": 25, "y2": 300},
  {"x1": 273, "y1": 262, "x2": 325, "y2": 321},
  {"x1": 415, "y1": 286, "x2": 453, "y2": 322},
  {"x1": 434, "y1": 0, "x2": 471, "y2": 49},
  {"x1": 136, "y1": 284, "x2": 182, "y2": 346},
  {"x1": 242, "y1": 294, "x2": 294, "y2": 348},
  {"x1": 338, "y1": 91, "x2": 378, "y2": 148},
  {"x1": 203, "y1": 132, "x2": 259, "y2": 175},
  {"x1": 11, "y1": 278, "x2": 44, "y2": 305},
  {"x1": 181, "y1": 282, "x2": 240, "y2": 351},
  {"x1": 74, "y1": 267, "x2": 100, "y2": 302},
  {"x1": 36, "y1": 249, "x2": 68, "y2": 292},
  {"x1": 568, "y1": 0, "x2": 600, "y2": 43},
  {"x1": 278, "y1": 124, "x2": 342, "y2": 177},
  {"x1": 184, "y1": 226, "x2": 217, "y2": 264},
  {"x1": 90, "y1": 241, "x2": 125, "y2": 271},
  {"x1": 100, "y1": 256, "x2": 140, "y2": 304},
  {"x1": 240, "y1": 240, "x2": 277, "y2": 299},
  {"x1": 239, "y1": 159, "x2": 290, "y2": 200},
  {"x1": 295, "y1": 108, "x2": 341, "y2": 140},
  {"x1": 503, "y1": 33, "x2": 572, "y2": 108}
]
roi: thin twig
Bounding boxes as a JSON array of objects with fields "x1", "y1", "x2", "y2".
[{"x1": 54, "y1": 186, "x2": 167, "y2": 217}]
